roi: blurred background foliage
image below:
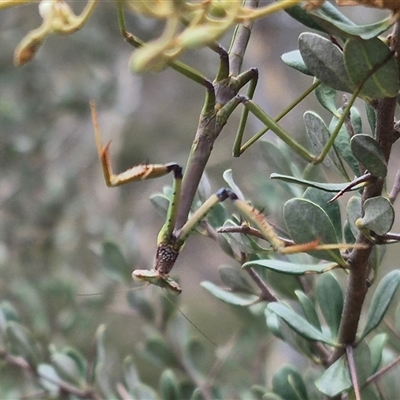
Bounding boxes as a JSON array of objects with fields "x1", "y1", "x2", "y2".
[{"x1": 0, "y1": 1, "x2": 398, "y2": 397}]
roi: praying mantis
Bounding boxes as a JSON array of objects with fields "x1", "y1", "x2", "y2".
[{"x1": 91, "y1": 2, "x2": 367, "y2": 295}]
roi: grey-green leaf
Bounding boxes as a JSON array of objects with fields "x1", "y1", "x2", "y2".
[
  {"x1": 100, "y1": 241, "x2": 132, "y2": 284},
  {"x1": 361, "y1": 270, "x2": 400, "y2": 340},
  {"x1": 303, "y1": 187, "x2": 342, "y2": 242},
  {"x1": 295, "y1": 290, "x2": 321, "y2": 331},
  {"x1": 283, "y1": 198, "x2": 344, "y2": 265},
  {"x1": 316, "y1": 273, "x2": 343, "y2": 338},
  {"x1": 344, "y1": 38, "x2": 399, "y2": 99},
  {"x1": 160, "y1": 369, "x2": 181, "y2": 400},
  {"x1": 299, "y1": 33, "x2": 353, "y2": 93},
  {"x1": 309, "y1": 9, "x2": 393, "y2": 40},
  {"x1": 123, "y1": 356, "x2": 140, "y2": 393},
  {"x1": 328, "y1": 112, "x2": 361, "y2": 177},
  {"x1": 281, "y1": 50, "x2": 311, "y2": 75},
  {"x1": 51, "y1": 351, "x2": 84, "y2": 387},
  {"x1": 218, "y1": 265, "x2": 255, "y2": 294},
  {"x1": 270, "y1": 173, "x2": 363, "y2": 193},
  {"x1": 357, "y1": 196, "x2": 394, "y2": 236},
  {"x1": 346, "y1": 196, "x2": 362, "y2": 239},
  {"x1": 315, "y1": 83, "x2": 339, "y2": 116},
  {"x1": 272, "y1": 365, "x2": 309, "y2": 400},
  {"x1": 243, "y1": 259, "x2": 339, "y2": 276},
  {"x1": 285, "y1": 2, "x2": 354, "y2": 34},
  {"x1": 304, "y1": 111, "x2": 342, "y2": 174},
  {"x1": 267, "y1": 303, "x2": 337, "y2": 346},
  {"x1": 315, "y1": 355, "x2": 351, "y2": 396},
  {"x1": 37, "y1": 364, "x2": 60, "y2": 397},
  {"x1": 142, "y1": 336, "x2": 178, "y2": 368},
  {"x1": 201, "y1": 281, "x2": 258, "y2": 306},
  {"x1": 150, "y1": 192, "x2": 170, "y2": 218},
  {"x1": 369, "y1": 333, "x2": 388, "y2": 373},
  {"x1": 350, "y1": 134, "x2": 387, "y2": 178},
  {"x1": 6, "y1": 321, "x2": 41, "y2": 367},
  {"x1": 185, "y1": 339, "x2": 211, "y2": 375}
]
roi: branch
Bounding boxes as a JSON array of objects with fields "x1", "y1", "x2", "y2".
[{"x1": 329, "y1": 21, "x2": 400, "y2": 365}]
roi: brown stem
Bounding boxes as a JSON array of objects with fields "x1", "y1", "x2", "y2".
[
  {"x1": 329, "y1": 22, "x2": 400, "y2": 365},
  {"x1": 246, "y1": 267, "x2": 277, "y2": 302}
]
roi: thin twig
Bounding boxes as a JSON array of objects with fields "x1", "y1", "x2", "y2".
[
  {"x1": 346, "y1": 345, "x2": 361, "y2": 400},
  {"x1": 363, "y1": 354, "x2": 400, "y2": 388},
  {"x1": 389, "y1": 167, "x2": 400, "y2": 203},
  {"x1": 246, "y1": 267, "x2": 277, "y2": 302}
]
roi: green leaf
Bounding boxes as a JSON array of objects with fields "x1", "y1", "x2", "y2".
[
  {"x1": 63, "y1": 347, "x2": 86, "y2": 377},
  {"x1": 303, "y1": 111, "x2": 344, "y2": 175},
  {"x1": 267, "y1": 303, "x2": 337, "y2": 346},
  {"x1": 369, "y1": 333, "x2": 388, "y2": 373},
  {"x1": 270, "y1": 173, "x2": 363, "y2": 193},
  {"x1": 351, "y1": 134, "x2": 387, "y2": 178},
  {"x1": 361, "y1": 270, "x2": 400, "y2": 340},
  {"x1": 272, "y1": 365, "x2": 309, "y2": 400},
  {"x1": 299, "y1": 33, "x2": 353, "y2": 93},
  {"x1": 315, "y1": 83, "x2": 339, "y2": 116},
  {"x1": 343, "y1": 220, "x2": 355, "y2": 245},
  {"x1": 259, "y1": 140, "x2": 297, "y2": 177},
  {"x1": 94, "y1": 325, "x2": 115, "y2": 398},
  {"x1": 368, "y1": 245, "x2": 386, "y2": 282},
  {"x1": 350, "y1": 106, "x2": 363, "y2": 135},
  {"x1": 150, "y1": 192, "x2": 170, "y2": 218},
  {"x1": 6, "y1": 321, "x2": 41, "y2": 367},
  {"x1": 346, "y1": 196, "x2": 362, "y2": 239},
  {"x1": 344, "y1": 38, "x2": 399, "y2": 99},
  {"x1": 352, "y1": 341, "x2": 372, "y2": 389},
  {"x1": 243, "y1": 259, "x2": 339, "y2": 276},
  {"x1": 37, "y1": 364, "x2": 60, "y2": 397},
  {"x1": 281, "y1": 50, "x2": 311, "y2": 75},
  {"x1": 295, "y1": 290, "x2": 321, "y2": 331},
  {"x1": 284, "y1": 2, "x2": 354, "y2": 34},
  {"x1": 218, "y1": 265, "x2": 255, "y2": 294},
  {"x1": 185, "y1": 339, "x2": 211, "y2": 375},
  {"x1": 309, "y1": 9, "x2": 393, "y2": 40},
  {"x1": 159, "y1": 369, "x2": 180, "y2": 400},
  {"x1": 133, "y1": 384, "x2": 159, "y2": 400},
  {"x1": 365, "y1": 102, "x2": 376, "y2": 134},
  {"x1": 0, "y1": 301, "x2": 19, "y2": 331},
  {"x1": 142, "y1": 336, "x2": 178, "y2": 368},
  {"x1": 100, "y1": 241, "x2": 132, "y2": 284},
  {"x1": 263, "y1": 393, "x2": 284, "y2": 400},
  {"x1": 51, "y1": 350, "x2": 85, "y2": 387},
  {"x1": 359, "y1": 386, "x2": 380, "y2": 400},
  {"x1": 316, "y1": 273, "x2": 343, "y2": 338},
  {"x1": 265, "y1": 311, "x2": 284, "y2": 340},
  {"x1": 357, "y1": 196, "x2": 394, "y2": 236},
  {"x1": 123, "y1": 356, "x2": 141, "y2": 393},
  {"x1": 126, "y1": 290, "x2": 155, "y2": 322},
  {"x1": 283, "y1": 198, "x2": 344, "y2": 265},
  {"x1": 223, "y1": 169, "x2": 245, "y2": 200},
  {"x1": 206, "y1": 202, "x2": 228, "y2": 231},
  {"x1": 201, "y1": 281, "x2": 258, "y2": 306},
  {"x1": 316, "y1": 342, "x2": 371, "y2": 397},
  {"x1": 315, "y1": 354, "x2": 351, "y2": 396},
  {"x1": 303, "y1": 187, "x2": 342, "y2": 242},
  {"x1": 328, "y1": 112, "x2": 361, "y2": 177}
]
